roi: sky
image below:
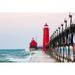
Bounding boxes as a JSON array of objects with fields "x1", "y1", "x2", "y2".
[
  {"x1": 0, "y1": 0, "x2": 75, "y2": 49},
  {"x1": 0, "y1": 13, "x2": 75, "y2": 49}
]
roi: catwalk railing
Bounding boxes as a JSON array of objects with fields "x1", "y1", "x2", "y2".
[{"x1": 46, "y1": 14, "x2": 75, "y2": 62}]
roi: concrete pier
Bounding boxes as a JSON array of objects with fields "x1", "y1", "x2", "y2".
[{"x1": 28, "y1": 50, "x2": 56, "y2": 62}]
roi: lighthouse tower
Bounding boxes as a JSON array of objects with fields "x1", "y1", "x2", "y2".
[{"x1": 43, "y1": 23, "x2": 49, "y2": 52}]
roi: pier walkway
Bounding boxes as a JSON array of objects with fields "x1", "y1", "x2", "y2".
[{"x1": 27, "y1": 50, "x2": 56, "y2": 62}]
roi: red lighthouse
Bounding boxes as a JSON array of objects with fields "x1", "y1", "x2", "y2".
[
  {"x1": 43, "y1": 23, "x2": 49, "y2": 52},
  {"x1": 29, "y1": 38, "x2": 37, "y2": 51}
]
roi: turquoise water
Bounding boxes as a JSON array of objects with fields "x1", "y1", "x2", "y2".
[{"x1": 0, "y1": 49, "x2": 30, "y2": 62}]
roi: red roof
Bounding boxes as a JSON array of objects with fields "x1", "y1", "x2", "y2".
[{"x1": 29, "y1": 38, "x2": 37, "y2": 48}]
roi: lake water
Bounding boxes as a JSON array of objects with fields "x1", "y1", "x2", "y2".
[{"x1": 0, "y1": 49, "x2": 30, "y2": 62}]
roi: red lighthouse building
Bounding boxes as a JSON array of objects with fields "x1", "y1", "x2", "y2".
[
  {"x1": 43, "y1": 23, "x2": 49, "y2": 52},
  {"x1": 29, "y1": 38, "x2": 37, "y2": 51}
]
